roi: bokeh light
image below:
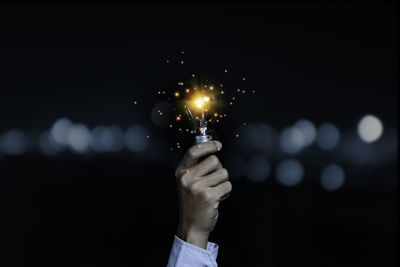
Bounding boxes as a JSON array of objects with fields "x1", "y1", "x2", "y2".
[
  {"x1": 294, "y1": 119, "x2": 317, "y2": 147},
  {"x1": 51, "y1": 118, "x2": 73, "y2": 146},
  {"x1": 0, "y1": 129, "x2": 27, "y2": 155},
  {"x1": 320, "y1": 164, "x2": 345, "y2": 191},
  {"x1": 91, "y1": 126, "x2": 124, "y2": 152},
  {"x1": 124, "y1": 125, "x2": 150, "y2": 153},
  {"x1": 39, "y1": 130, "x2": 61, "y2": 156},
  {"x1": 66, "y1": 124, "x2": 92, "y2": 153},
  {"x1": 275, "y1": 159, "x2": 304, "y2": 186},
  {"x1": 316, "y1": 123, "x2": 340, "y2": 150},
  {"x1": 279, "y1": 127, "x2": 306, "y2": 154},
  {"x1": 358, "y1": 114, "x2": 383, "y2": 143},
  {"x1": 244, "y1": 155, "x2": 270, "y2": 183},
  {"x1": 236, "y1": 122, "x2": 278, "y2": 154}
]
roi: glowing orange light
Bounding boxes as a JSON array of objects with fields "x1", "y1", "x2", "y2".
[{"x1": 174, "y1": 91, "x2": 180, "y2": 97}]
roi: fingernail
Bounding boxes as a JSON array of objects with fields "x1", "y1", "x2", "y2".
[{"x1": 214, "y1": 141, "x2": 222, "y2": 150}]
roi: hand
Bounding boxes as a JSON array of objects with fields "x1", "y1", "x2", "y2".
[{"x1": 174, "y1": 141, "x2": 232, "y2": 249}]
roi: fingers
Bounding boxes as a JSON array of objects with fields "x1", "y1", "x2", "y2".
[
  {"x1": 191, "y1": 155, "x2": 222, "y2": 177},
  {"x1": 200, "y1": 168, "x2": 229, "y2": 187},
  {"x1": 175, "y1": 141, "x2": 222, "y2": 177},
  {"x1": 209, "y1": 181, "x2": 232, "y2": 201}
]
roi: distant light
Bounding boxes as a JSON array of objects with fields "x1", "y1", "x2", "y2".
[
  {"x1": 316, "y1": 123, "x2": 340, "y2": 150},
  {"x1": 124, "y1": 125, "x2": 149, "y2": 152},
  {"x1": 244, "y1": 155, "x2": 270, "y2": 182},
  {"x1": 358, "y1": 115, "x2": 383, "y2": 143},
  {"x1": 51, "y1": 118, "x2": 73, "y2": 146},
  {"x1": 321, "y1": 164, "x2": 345, "y2": 191},
  {"x1": 279, "y1": 127, "x2": 305, "y2": 154},
  {"x1": 39, "y1": 131, "x2": 60, "y2": 156},
  {"x1": 66, "y1": 124, "x2": 92, "y2": 153},
  {"x1": 236, "y1": 123, "x2": 277, "y2": 154},
  {"x1": 276, "y1": 159, "x2": 304, "y2": 186},
  {"x1": 0, "y1": 129, "x2": 27, "y2": 155},
  {"x1": 91, "y1": 126, "x2": 124, "y2": 152},
  {"x1": 294, "y1": 119, "x2": 317, "y2": 147}
]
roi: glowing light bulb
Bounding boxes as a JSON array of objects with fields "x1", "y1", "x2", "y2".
[{"x1": 184, "y1": 92, "x2": 217, "y2": 144}]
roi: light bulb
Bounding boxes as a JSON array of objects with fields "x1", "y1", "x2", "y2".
[{"x1": 185, "y1": 93, "x2": 216, "y2": 144}]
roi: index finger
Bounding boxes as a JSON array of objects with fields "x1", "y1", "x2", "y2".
[{"x1": 176, "y1": 141, "x2": 222, "y2": 175}]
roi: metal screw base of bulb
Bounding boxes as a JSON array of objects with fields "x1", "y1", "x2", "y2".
[{"x1": 195, "y1": 135, "x2": 212, "y2": 144}]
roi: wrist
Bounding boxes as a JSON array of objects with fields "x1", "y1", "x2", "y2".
[{"x1": 177, "y1": 225, "x2": 210, "y2": 249}]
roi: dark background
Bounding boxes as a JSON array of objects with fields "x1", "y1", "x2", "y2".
[{"x1": 0, "y1": 2, "x2": 397, "y2": 267}]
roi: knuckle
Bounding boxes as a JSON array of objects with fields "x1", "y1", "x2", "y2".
[
  {"x1": 179, "y1": 173, "x2": 191, "y2": 188},
  {"x1": 208, "y1": 155, "x2": 219, "y2": 166},
  {"x1": 202, "y1": 191, "x2": 214, "y2": 202},
  {"x1": 187, "y1": 147, "x2": 196, "y2": 159},
  {"x1": 188, "y1": 181, "x2": 201, "y2": 193},
  {"x1": 220, "y1": 168, "x2": 229, "y2": 178}
]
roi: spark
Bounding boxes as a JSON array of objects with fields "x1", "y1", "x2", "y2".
[
  {"x1": 232, "y1": 97, "x2": 236, "y2": 100},
  {"x1": 252, "y1": 90, "x2": 256, "y2": 93},
  {"x1": 133, "y1": 100, "x2": 138, "y2": 104},
  {"x1": 237, "y1": 89, "x2": 240, "y2": 92},
  {"x1": 174, "y1": 91, "x2": 180, "y2": 97},
  {"x1": 146, "y1": 135, "x2": 150, "y2": 139},
  {"x1": 220, "y1": 90, "x2": 224, "y2": 94},
  {"x1": 214, "y1": 113, "x2": 218, "y2": 117},
  {"x1": 166, "y1": 59, "x2": 170, "y2": 63},
  {"x1": 181, "y1": 50, "x2": 184, "y2": 54},
  {"x1": 176, "y1": 116, "x2": 181, "y2": 121},
  {"x1": 242, "y1": 77, "x2": 246, "y2": 80},
  {"x1": 242, "y1": 90, "x2": 246, "y2": 94},
  {"x1": 180, "y1": 60, "x2": 184, "y2": 64},
  {"x1": 235, "y1": 133, "x2": 239, "y2": 138},
  {"x1": 192, "y1": 74, "x2": 195, "y2": 77},
  {"x1": 178, "y1": 82, "x2": 184, "y2": 86},
  {"x1": 209, "y1": 86, "x2": 214, "y2": 90},
  {"x1": 169, "y1": 124, "x2": 173, "y2": 128},
  {"x1": 185, "y1": 88, "x2": 190, "y2": 93},
  {"x1": 229, "y1": 102, "x2": 233, "y2": 105},
  {"x1": 224, "y1": 69, "x2": 228, "y2": 73}
]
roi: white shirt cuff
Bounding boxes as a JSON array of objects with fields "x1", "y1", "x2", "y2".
[{"x1": 167, "y1": 235, "x2": 219, "y2": 267}]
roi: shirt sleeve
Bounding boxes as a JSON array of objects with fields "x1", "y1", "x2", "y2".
[{"x1": 167, "y1": 235, "x2": 219, "y2": 267}]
